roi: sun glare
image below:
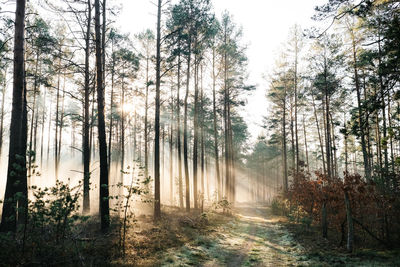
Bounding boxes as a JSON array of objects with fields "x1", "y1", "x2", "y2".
[{"x1": 121, "y1": 103, "x2": 136, "y2": 114}]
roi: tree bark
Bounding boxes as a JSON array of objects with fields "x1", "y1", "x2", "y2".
[
  {"x1": 212, "y1": 45, "x2": 221, "y2": 200},
  {"x1": 176, "y1": 55, "x2": 184, "y2": 209},
  {"x1": 170, "y1": 83, "x2": 174, "y2": 206},
  {"x1": 352, "y1": 36, "x2": 370, "y2": 180},
  {"x1": 83, "y1": 0, "x2": 91, "y2": 214},
  {"x1": 183, "y1": 41, "x2": 191, "y2": 212},
  {"x1": 95, "y1": 0, "x2": 109, "y2": 231},
  {"x1": 312, "y1": 93, "x2": 326, "y2": 174},
  {"x1": 153, "y1": 0, "x2": 162, "y2": 220},
  {"x1": 1, "y1": 0, "x2": 27, "y2": 232},
  {"x1": 193, "y1": 52, "x2": 199, "y2": 210}
]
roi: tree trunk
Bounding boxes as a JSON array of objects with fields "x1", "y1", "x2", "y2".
[
  {"x1": 212, "y1": 45, "x2": 221, "y2": 200},
  {"x1": 170, "y1": 84, "x2": 174, "y2": 206},
  {"x1": 54, "y1": 57, "x2": 61, "y2": 180},
  {"x1": 193, "y1": 52, "x2": 199, "y2": 210},
  {"x1": 176, "y1": 55, "x2": 184, "y2": 209},
  {"x1": 120, "y1": 74, "x2": 126, "y2": 193},
  {"x1": 282, "y1": 87, "x2": 288, "y2": 192},
  {"x1": 294, "y1": 44, "x2": 299, "y2": 173},
  {"x1": 290, "y1": 101, "x2": 295, "y2": 174},
  {"x1": 108, "y1": 34, "x2": 115, "y2": 173},
  {"x1": 83, "y1": 0, "x2": 91, "y2": 214},
  {"x1": 324, "y1": 62, "x2": 332, "y2": 178},
  {"x1": 95, "y1": 0, "x2": 109, "y2": 231},
  {"x1": 28, "y1": 51, "x2": 39, "y2": 178},
  {"x1": 183, "y1": 42, "x2": 191, "y2": 212},
  {"x1": 352, "y1": 37, "x2": 370, "y2": 180},
  {"x1": 57, "y1": 76, "x2": 66, "y2": 174},
  {"x1": 312, "y1": 93, "x2": 326, "y2": 174},
  {"x1": 144, "y1": 45, "x2": 150, "y2": 180},
  {"x1": 40, "y1": 87, "x2": 46, "y2": 168},
  {"x1": 200, "y1": 64, "x2": 205, "y2": 204},
  {"x1": 303, "y1": 114, "x2": 309, "y2": 172},
  {"x1": 1, "y1": 0, "x2": 27, "y2": 232},
  {"x1": 378, "y1": 32, "x2": 389, "y2": 177},
  {"x1": 153, "y1": 0, "x2": 162, "y2": 220}
]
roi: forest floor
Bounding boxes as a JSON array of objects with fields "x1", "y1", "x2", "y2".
[{"x1": 118, "y1": 204, "x2": 400, "y2": 267}]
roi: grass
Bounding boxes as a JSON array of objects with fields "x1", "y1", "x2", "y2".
[{"x1": 282, "y1": 220, "x2": 400, "y2": 266}]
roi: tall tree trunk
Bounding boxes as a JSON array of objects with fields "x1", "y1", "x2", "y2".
[
  {"x1": 153, "y1": 0, "x2": 162, "y2": 220},
  {"x1": 19, "y1": 66, "x2": 28, "y2": 225},
  {"x1": 212, "y1": 45, "x2": 221, "y2": 200},
  {"x1": 375, "y1": 110, "x2": 383, "y2": 179},
  {"x1": 54, "y1": 57, "x2": 61, "y2": 180},
  {"x1": 40, "y1": 87, "x2": 46, "y2": 168},
  {"x1": 176, "y1": 55, "x2": 184, "y2": 208},
  {"x1": 28, "y1": 51, "x2": 39, "y2": 178},
  {"x1": 108, "y1": 35, "x2": 115, "y2": 173},
  {"x1": 312, "y1": 93, "x2": 326, "y2": 174},
  {"x1": 294, "y1": 42, "x2": 299, "y2": 173},
  {"x1": 324, "y1": 60, "x2": 332, "y2": 178},
  {"x1": 228, "y1": 100, "x2": 235, "y2": 203},
  {"x1": 57, "y1": 77, "x2": 66, "y2": 173},
  {"x1": 90, "y1": 89, "x2": 95, "y2": 158},
  {"x1": 223, "y1": 26, "x2": 231, "y2": 201},
  {"x1": 120, "y1": 75, "x2": 126, "y2": 193},
  {"x1": 290, "y1": 99, "x2": 295, "y2": 173},
  {"x1": 378, "y1": 30, "x2": 389, "y2": 178},
  {"x1": 282, "y1": 89, "x2": 288, "y2": 192},
  {"x1": 46, "y1": 93, "x2": 52, "y2": 166},
  {"x1": 1, "y1": 0, "x2": 27, "y2": 232},
  {"x1": 330, "y1": 113, "x2": 337, "y2": 177},
  {"x1": 352, "y1": 36, "x2": 370, "y2": 180},
  {"x1": 144, "y1": 47, "x2": 150, "y2": 180},
  {"x1": 170, "y1": 84, "x2": 174, "y2": 206},
  {"x1": 193, "y1": 53, "x2": 199, "y2": 210},
  {"x1": 183, "y1": 42, "x2": 191, "y2": 212},
  {"x1": 200, "y1": 65, "x2": 205, "y2": 204},
  {"x1": 95, "y1": 0, "x2": 109, "y2": 231},
  {"x1": 303, "y1": 114, "x2": 309, "y2": 172},
  {"x1": 388, "y1": 96, "x2": 395, "y2": 174},
  {"x1": 83, "y1": 0, "x2": 91, "y2": 214}
]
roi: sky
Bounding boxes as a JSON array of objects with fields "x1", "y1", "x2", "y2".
[{"x1": 116, "y1": 0, "x2": 326, "y2": 143}]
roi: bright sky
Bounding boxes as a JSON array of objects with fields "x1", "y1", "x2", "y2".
[{"x1": 116, "y1": 0, "x2": 325, "y2": 143}]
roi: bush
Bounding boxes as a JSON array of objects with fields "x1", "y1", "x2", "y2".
[
  {"x1": 0, "y1": 180, "x2": 86, "y2": 266},
  {"x1": 271, "y1": 197, "x2": 287, "y2": 216},
  {"x1": 286, "y1": 171, "x2": 400, "y2": 248}
]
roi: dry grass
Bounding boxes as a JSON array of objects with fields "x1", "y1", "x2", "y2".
[{"x1": 110, "y1": 206, "x2": 229, "y2": 266}]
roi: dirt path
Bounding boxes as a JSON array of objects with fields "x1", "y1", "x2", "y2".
[{"x1": 159, "y1": 205, "x2": 309, "y2": 266}]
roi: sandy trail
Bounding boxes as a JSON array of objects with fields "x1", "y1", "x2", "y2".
[{"x1": 161, "y1": 205, "x2": 307, "y2": 266}]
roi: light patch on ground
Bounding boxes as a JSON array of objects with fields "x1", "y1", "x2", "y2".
[{"x1": 157, "y1": 207, "x2": 319, "y2": 266}]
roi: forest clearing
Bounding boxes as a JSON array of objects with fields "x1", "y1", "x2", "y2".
[{"x1": 0, "y1": 0, "x2": 399, "y2": 266}]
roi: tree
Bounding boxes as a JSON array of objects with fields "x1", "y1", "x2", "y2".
[
  {"x1": 167, "y1": 0, "x2": 214, "y2": 211},
  {"x1": 267, "y1": 59, "x2": 292, "y2": 192},
  {"x1": 83, "y1": 0, "x2": 92, "y2": 214},
  {"x1": 218, "y1": 12, "x2": 252, "y2": 204},
  {"x1": 154, "y1": 0, "x2": 162, "y2": 220},
  {"x1": 137, "y1": 29, "x2": 155, "y2": 180},
  {"x1": 309, "y1": 34, "x2": 343, "y2": 178},
  {"x1": 1, "y1": 0, "x2": 27, "y2": 233},
  {"x1": 94, "y1": 0, "x2": 109, "y2": 231}
]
